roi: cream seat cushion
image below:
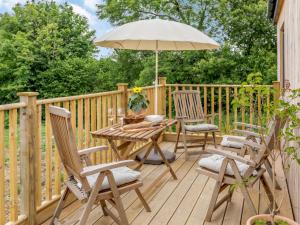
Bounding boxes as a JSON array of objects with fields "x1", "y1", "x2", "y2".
[
  {"x1": 198, "y1": 154, "x2": 256, "y2": 176},
  {"x1": 82, "y1": 167, "x2": 141, "y2": 191},
  {"x1": 184, "y1": 123, "x2": 218, "y2": 132},
  {"x1": 221, "y1": 135, "x2": 261, "y2": 149},
  {"x1": 221, "y1": 135, "x2": 246, "y2": 149}
]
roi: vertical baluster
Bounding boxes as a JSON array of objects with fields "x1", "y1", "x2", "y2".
[
  {"x1": 35, "y1": 105, "x2": 42, "y2": 207},
  {"x1": 78, "y1": 99, "x2": 83, "y2": 149},
  {"x1": 257, "y1": 90, "x2": 262, "y2": 126},
  {"x1": 0, "y1": 111, "x2": 5, "y2": 225},
  {"x1": 267, "y1": 91, "x2": 270, "y2": 122},
  {"x1": 96, "y1": 97, "x2": 102, "y2": 163},
  {"x1": 211, "y1": 87, "x2": 215, "y2": 124},
  {"x1": 226, "y1": 87, "x2": 230, "y2": 132},
  {"x1": 234, "y1": 87, "x2": 238, "y2": 130},
  {"x1": 218, "y1": 87, "x2": 222, "y2": 132},
  {"x1": 84, "y1": 98, "x2": 90, "y2": 150},
  {"x1": 102, "y1": 96, "x2": 107, "y2": 162},
  {"x1": 250, "y1": 93, "x2": 253, "y2": 125},
  {"x1": 54, "y1": 102, "x2": 62, "y2": 196},
  {"x1": 9, "y1": 109, "x2": 18, "y2": 222},
  {"x1": 45, "y1": 104, "x2": 52, "y2": 201},
  {"x1": 168, "y1": 86, "x2": 172, "y2": 132},
  {"x1": 107, "y1": 96, "x2": 112, "y2": 162},
  {"x1": 204, "y1": 86, "x2": 207, "y2": 116},
  {"x1": 90, "y1": 98, "x2": 96, "y2": 163}
]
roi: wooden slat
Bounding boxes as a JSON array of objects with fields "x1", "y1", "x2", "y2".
[
  {"x1": 204, "y1": 86, "x2": 207, "y2": 116},
  {"x1": 257, "y1": 91, "x2": 262, "y2": 126},
  {"x1": 45, "y1": 104, "x2": 52, "y2": 201},
  {"x1": 211, "y1": 87, "x2": 215, "y2": 124},
  {"x1": 36, "y1": 105, "x2": 42, "y2": 207},
  {"x1": 70, "y1": 101, "x2": 76, "y2": 133},
  {"x1": 9, "y1": 109, "x2": 18, "y2": 222},
  {"x1": 90, "y1": 98, "x2": 96, "y2": 163},
  {"x1": 101, "y1": 96, "x2": 107, "y2": 163},
  {"x1": 77, "y1": 99, "x2": 83, "y2": 149},
  {"x1": 54, "y1": 102, "x2": 62, "y2": 196},
  {"x1": 84, "y1": 98, "x2": 90, "y2": 150},
  {"x1": 234, "y1": 87, "x2": 238, "y2": 130},
  {"x1": 96, "y1": 97, "x2": 102, "y2": 163},
  {"x1": 168, "y1": 86, "x2": 172, "y2": 132},
  {"x1": 218, "y1": 87, "x2": 222, "y2": 132},
  {"x1": 0, "y1": 111, "x2": 5, "y2": 225},
  {"x1": 226, "y1": 87, "x2": 230, "y2": 132}
]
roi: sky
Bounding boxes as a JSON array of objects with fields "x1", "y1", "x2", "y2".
[{"x1": 0, "y1": 0, "x2": 113, "y2": 57}]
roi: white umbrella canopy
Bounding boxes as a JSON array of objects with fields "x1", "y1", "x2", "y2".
[
  {"x1": 95, "y1": 18, "x2": 220, "y2": 51},
  {"x1": 95, "y1": 18, "x2": 220, "y2": 114}
]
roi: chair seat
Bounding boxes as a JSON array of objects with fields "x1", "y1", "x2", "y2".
[
  {"x1": 85, "y1": 167, "x2": 141, "y2": 191},
  {"x1": 221, "y1": 135, "x2": 246, "y2": 149},
  {"x1": 221, "y1": 135, "x2": 261, "y2": 149},
  {"x1": 198, "y1": 154, "x2": 256, "y2": 176},
  {"x1": 184, "y1": 123, "x2": 218, "y2": 132}
]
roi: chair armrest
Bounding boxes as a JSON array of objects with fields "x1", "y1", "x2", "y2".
[
  {"x1": 80, "y1": 160, "x2": 136, "y2": 177},
  {"x1": 234, "y1": 122, "x2": 265, "y2": 131},
  {"x1": 233, "y1": 129, "x2": 261, "y2": 138},
  {"x1": 205, "y1": 147, "x2": 256, "y2": 167},
  {"x1": 78, "y1": 146, "x2": 108, "y2": 156}
]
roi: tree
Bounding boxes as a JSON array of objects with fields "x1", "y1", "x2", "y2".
[
  {"x1": 97, "y1": 0, "x2": 277, "y2": 86},
  {"x1": 0, "y1": 1, "x2": 96, "y2": 103}
]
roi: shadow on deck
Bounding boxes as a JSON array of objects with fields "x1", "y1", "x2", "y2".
[{"x1": 42, "y1": 142, "x2": 293, "y2": 225}]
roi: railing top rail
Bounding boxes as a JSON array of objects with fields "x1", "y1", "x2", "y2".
[
  {"x1": 37, "y1": 90, "x2": 123, "y2": 105},
  {"x1": 166, "y1": 84, "x2": 273, "y2": 88},
  {"x1": 127, "y1": 85, "x2": 163, "y2": 92},
  {"x1": 0, "y1": 102, "x2": 27, "y2": 111}
]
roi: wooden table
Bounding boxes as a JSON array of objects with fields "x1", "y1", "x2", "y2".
[{"x1": 91, "y1": 119, "x2": 177, "y2": 180}]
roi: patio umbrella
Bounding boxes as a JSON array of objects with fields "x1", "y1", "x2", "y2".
[{"x1": 95, "y1": 18, "x2": 220, "y2": 114}]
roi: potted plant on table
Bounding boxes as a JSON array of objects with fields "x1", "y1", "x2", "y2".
[
  {"x1": 125, "y1": 87, "x2": 149, "y2": 124},
  {"x1": 234, "y1": 73, "x2": 300, "y2": 225}
]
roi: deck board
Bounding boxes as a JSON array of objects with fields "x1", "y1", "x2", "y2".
[{"x1": 42, "y1": 142, "x2": 294, "y2": 225}]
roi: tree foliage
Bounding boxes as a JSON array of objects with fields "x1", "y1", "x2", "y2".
[{"x1": 98, "y1": 0, "x2": 277, "y2": 86}]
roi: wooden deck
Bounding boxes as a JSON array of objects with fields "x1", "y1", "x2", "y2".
[{"x1": 42, "y1": 142, "x2": 294, "y2": 225}]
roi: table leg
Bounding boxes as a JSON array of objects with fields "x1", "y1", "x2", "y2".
[
  {"x1": 135, "y1": 143, "x2": 154, "y2": 170},
  {"x1": 152, "y1": 138, "x2": 177, "y2": 180},
  {"x1": 107, "y1": 139, "x2": 122, "y2": 160}
]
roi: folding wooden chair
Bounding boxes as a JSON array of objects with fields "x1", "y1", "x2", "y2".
[
  {"x1": 197, "y1": 118, "x2": 279, "y2": 222},
  {"x1": 49, "y1": 106, "x2": 150, "y2": 225},
  {"x1": 220, "y1": 117, "x2": 287, "y2": 190},
  {"x1": 173, "y1": 90, "x2": 219, "y2": 159}
]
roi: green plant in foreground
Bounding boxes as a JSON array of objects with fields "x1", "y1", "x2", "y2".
[{"x1": 253, "y1": 219, "x2": 267, "y2": 225}]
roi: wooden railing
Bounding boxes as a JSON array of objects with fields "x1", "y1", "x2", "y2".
[{"x1": 0, "y1": 79, "x2": 280, "y2": 225}]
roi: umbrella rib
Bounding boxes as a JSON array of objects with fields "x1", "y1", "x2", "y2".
[
  {"x1": 190, "y1": 42, "x2": 197, "y2": 50},
  {"x1": 174, "y1": 41, "x2": 178, "y2": 50},
  {"x1": 136, "y1": 40, "x2": 142, "y2": 50}
]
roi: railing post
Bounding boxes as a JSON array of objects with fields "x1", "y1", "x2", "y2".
[
  {"x1": 159, "y1": 77, "x2": 167, "y2": 116},
  {"x1": 18, "y1": 92, "x2": 39, "y2": 225},
  {"x1": 273, "y1": 81, "x2": 281, "y2": 103},
  {"x1": 117, "y1": 83, "x2": 128, "y2": 116}
]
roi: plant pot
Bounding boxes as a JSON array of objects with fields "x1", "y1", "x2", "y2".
[
  {"x1": 123, "y1": 114, "x2": 145, "y2": 125},
  {"x1": 247, "y1": 214, "x2": 299, "y2": 225}
]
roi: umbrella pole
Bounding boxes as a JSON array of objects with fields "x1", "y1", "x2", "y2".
[{"x1": 154, "y1": 44, "x2": 158, "y2": 115}]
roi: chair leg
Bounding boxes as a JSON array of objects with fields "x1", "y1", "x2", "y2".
[
  {"x1": 49, "y1": 187, "x2": 70, "y2": 225},
  {"x1": 78, "y1": 173, "x2": 105, "y2": 225},
  {"x1": 264, "y1": 159, "x2": 281, "y2": 190},
  {"x1": 205, "y1": 180, "x2": 222, "y2": 222},
  {"x1": 107, "y1": 172, "x2": 129, "y2": 225},
  {"x1": 203, "y1": 133, "x2": 208, "y2": 150},
  {"x1": 230, "y1": 160, "x2": 257, "y2": 215},
  {"x1": 100, "y1": 200, "x2": 108, "y2": 216},
  {"x1": 174, "y1": 122, "x2": 181, "y2": 153},
  {"x1": 212, "y1": 132, "x2": 217, "y2": 148},
  {"x1": 182, "y1": 131, "x2": 189, "y2": 160},
  {"x1": 135, "y1": 188, "x2": 151, "y2": 212},
  {"x1": 260, "y1": 174, "x2": 277, "y2": 210}
]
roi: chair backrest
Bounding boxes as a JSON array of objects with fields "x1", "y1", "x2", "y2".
[
  {"x1": 253, "y1": 115, "x2": 287, "y2": 164},
  {"x1": 49, "y1": 106, "x2": 83, "y2": 179},
  {"x1": 173, "y1": 90, "x2": 205, "y2": 121}
]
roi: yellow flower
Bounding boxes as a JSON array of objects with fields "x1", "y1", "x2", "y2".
[{"x1": 133, "y1": 87, "x2": 142, "y2": 93}]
